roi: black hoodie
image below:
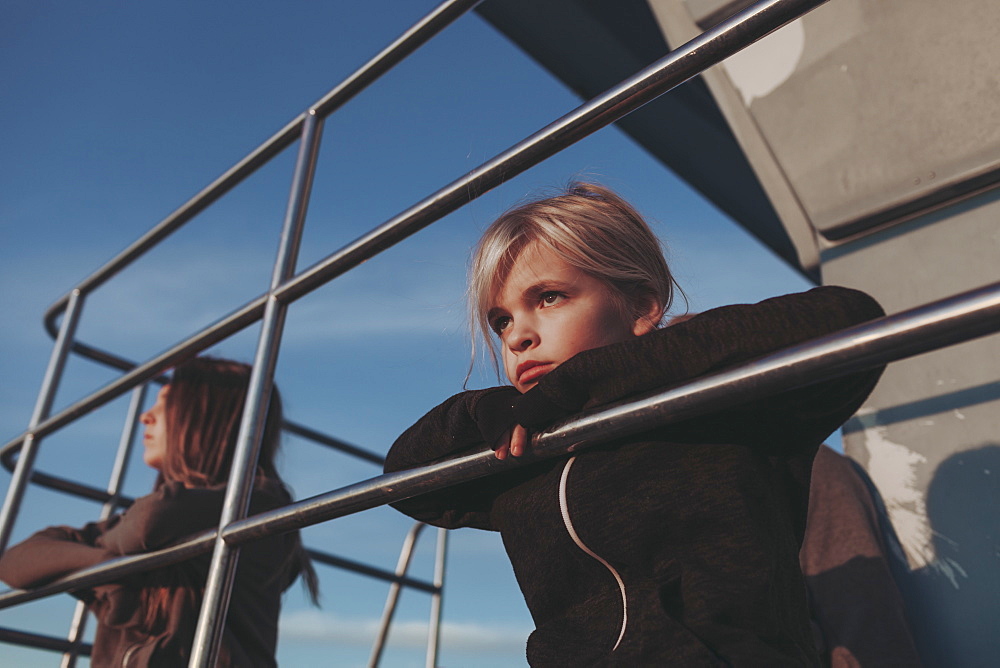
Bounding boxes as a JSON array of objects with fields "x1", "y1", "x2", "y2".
[{"x1": 385, "y1": 287, "x2": 886, "y2": 667}]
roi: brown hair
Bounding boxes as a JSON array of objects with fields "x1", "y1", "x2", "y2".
[
  {"x1": 160, "y1": 357, "x2": 282, "y2": 487},
  {"x1": 469, "y1": 182, "x2": 683, "y2": 375},
  {"x1": 140, "y1": 356, "x2": 319, "y2": 633}
]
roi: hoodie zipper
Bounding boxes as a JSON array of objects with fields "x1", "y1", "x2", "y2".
[{"x1": 558, "y1": 456, "x2": 629, "y2": 651}]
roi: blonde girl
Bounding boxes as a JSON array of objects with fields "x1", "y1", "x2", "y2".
[{"x1": 385, "y1": 183, "x2": 884, "y2": 666}]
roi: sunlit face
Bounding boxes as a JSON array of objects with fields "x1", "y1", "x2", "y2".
[
  {"x1": 140, "y1": 385, "x2": 170, "y2": 471},
  {"x1": 489, "y1": 242, "x2": 657, "y2": 393}
]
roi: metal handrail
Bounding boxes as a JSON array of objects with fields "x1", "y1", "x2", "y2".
[
  {"x1": 37, "y1": 1, "x2": 485, "y2": 397},
  {"x1": 0, "y1": 528, "x2": 446, "y2": 664},
  {"x1": 8, "y1": 0, "x2": 832, "y2": 456},
  {"x1": 7, "y1": 1, "x2": 485, "y2": 457},
  {"x1": 2, "y1": 421, "x2": 384, "y2": 522},
  {"x1": 0, "y1": 627, "x2": 91, "y2": 657},
  {"x1": 41, "y1": 0, "x2": 484, "y2": 327},
  {"x1": 0, "y1": 0, "x2": 483, "y2": 594},
  {"x1": 4, "y1": 0, "x2": 920, "y2": 663},
  {"x1": 0, "y1": 416, "x2": 382, "y2": 506},
  {"x1": 306, "y1": 547, "x2": 437, "y2": 594},
  {"x1": 3, "y1": 280, "x2": 997, "y2": 611}
]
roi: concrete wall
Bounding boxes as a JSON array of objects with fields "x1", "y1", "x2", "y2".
[
  {"x1": 824, "y1": 189, "x2": 1000, "y2": 666},
  {"x1": 652, "y1": 0, "x2": 1000, "y2": 664}
]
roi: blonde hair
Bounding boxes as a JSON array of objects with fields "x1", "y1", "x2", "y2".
[{"x1": 468, "y1": 182, "x2": 682, "y2": 375}]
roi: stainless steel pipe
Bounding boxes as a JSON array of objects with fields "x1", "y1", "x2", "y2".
[
  {"x1": 5, "y1": 280, "x2": 994, "y2": 611},
  {"x1": 11, "y1": 0, "x2": 832, "y2": 462}
]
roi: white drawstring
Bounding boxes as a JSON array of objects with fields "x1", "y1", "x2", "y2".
[{"x1": 558, "y1": 456, "x2": 629, "y2": 652}]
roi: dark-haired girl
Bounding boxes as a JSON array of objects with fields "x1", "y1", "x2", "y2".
[{"x1": 0, "y1": 357, "x2": 317, "y2": 667}]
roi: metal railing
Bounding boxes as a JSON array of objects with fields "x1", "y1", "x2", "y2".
[
  {"x1": 0, "y1": 376, "x2": 449, "y2": 666},
  {"x1": 16, "y1": 0, "x2": 991, "y2": 665},
  {"x1": 2, "y1": 281, "x2": 998, "y2": 652},
  {"x1": 0, "y1": 517, "x2": 448, "y2": 668},
  {"x1": 0, "y1": 365, "x2": 449, "y2": 666}
]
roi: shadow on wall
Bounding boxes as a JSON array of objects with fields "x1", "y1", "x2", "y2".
[{"x1": 903, "y1": 444, "x2": 1000, "y2": 667}]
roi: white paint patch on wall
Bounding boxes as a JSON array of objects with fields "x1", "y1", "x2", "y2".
[
  {"x1": 722, "y1": 19, "x2": 805, "y2": 106},
  {"x1": 856, "y1": 414, "x2": 967, "y2": 588}
]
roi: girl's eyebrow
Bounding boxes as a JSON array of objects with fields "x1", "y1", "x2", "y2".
[{"x1": 522, "y1": 279, "x2": 573, "y2": 298}]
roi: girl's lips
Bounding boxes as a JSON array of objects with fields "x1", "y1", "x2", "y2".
[{"x1": 517, "y1": 362, "x2": 552, "y2": 385}]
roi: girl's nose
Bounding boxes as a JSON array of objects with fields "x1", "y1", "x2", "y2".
[
  {"x1": 507, "y1": 322, "x2": 538, "y2": 352},
  {"x1": 513, "y1": 337, "x2": 533, "y2": 351},
  {"x1": 140, "y1": 410, "x2": 153, "y2": 425}
]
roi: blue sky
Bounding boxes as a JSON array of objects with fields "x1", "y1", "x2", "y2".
[{"x1": 0, "y1": 2, "x2": 813, "y2": 666}]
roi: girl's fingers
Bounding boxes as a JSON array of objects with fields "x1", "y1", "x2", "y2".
[
  {"x1": 510, "y1": 425, "x2": 529, "y2": 457},
  {"x1": 495, "y1": 425, "x2": 529, "y2": 459},
  {"x1": 495, "y1": 428, "x2": 512, "y2": 460}
]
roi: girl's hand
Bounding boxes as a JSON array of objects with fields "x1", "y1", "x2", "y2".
[{"x1": 495, "y1": 424, "x2": 530, "y2": 460}]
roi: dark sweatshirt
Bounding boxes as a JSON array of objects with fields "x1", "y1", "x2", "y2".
[
  {"x1": 385, "y1": 286, "x2": 886, "y2": 667},
  {"x1": 0, "y1": 479, "x2": 302, "y2": 667}
]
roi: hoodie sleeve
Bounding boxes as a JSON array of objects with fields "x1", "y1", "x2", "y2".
[
  {"x1": 0, "y1": 483, "x2": 289, "y2": 592},
  {"x1": 384, "y1": 386, "x2": 526, "y2": 530},
  {"x1": 514, "y1": 286, "x2": 886, "y2": 456},
  {"x1": 0, "y1": 521, "x2": 117, "y2": 590},
  {"x1": 96, "y1": 483, "x2": 227, "y2": 555}
]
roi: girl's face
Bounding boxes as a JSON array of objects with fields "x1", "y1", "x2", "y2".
[
  {"x1": 489, "y1": 242, "x2": 657, "y2": 393},
  {"x1": 140, "y1": 385, "x2": 170, "y2": 471}
]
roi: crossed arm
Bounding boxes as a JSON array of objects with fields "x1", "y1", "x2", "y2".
[
  {"x1": 0, "y1": 482, "x2": 228, "y2": 590},
  {"x1": 385, "y1": 286, "x2": 886, "y2": 527}
]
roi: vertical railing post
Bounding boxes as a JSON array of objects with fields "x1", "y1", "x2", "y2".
[
  {"x1": 0, "y1": 289, "x2": 85, "y2": 554},
  {"x1": 188, "y1": 110, "x2": 323, "y2": 667},
  {"x1": 425, "y1": 528, "x2": 447, "y2": 668},
  {"x1": 369, "y1": 523, "x2": 428, "y2": 667},
  {"x1": 60, "y1": 383, "x2": 147, "y2": 668}
]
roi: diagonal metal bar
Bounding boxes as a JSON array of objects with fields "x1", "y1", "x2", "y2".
[
  {"x1": 11, "y1": 0, "x2": 484, "y2": 455},
  {"x1": 0, "y1": 626, "x2": 92, "y2": 657},
  {"x1": 276, "y1": 0, "x2": 833, "y2": 303},
  {"x1": 40, "y1": 0, "x2": 484, "y2": 323},
  {"x1": 9, "y1": 0, "x2": 832, "y2": 465},
  {"x1": 1, "y1": 281, "x2": 997, "y2": 613},
  {"x1": 220, "y1": 281, "x2": 1000, "y2": 540},
  {"x1": 4, "y1": 297, "x2": 268, "y2": 454},
  {"x1": 0, "y1": 414, "x2": 380, "y2": 505},
  {"x1": 306, "y1": 547, "x2": 438, "y2": 593}
]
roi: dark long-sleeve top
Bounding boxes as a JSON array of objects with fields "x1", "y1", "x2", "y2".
[
  {"x1": 0, "y1": 479, "x2": 302, "y2": 667},
  {"x1": 385, "y1": 287, "x2": 886, "y2": 667}
]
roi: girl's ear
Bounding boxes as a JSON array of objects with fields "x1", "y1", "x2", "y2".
[{"x1": 631, "y1": 295, "x2": 663, "y2": 336}]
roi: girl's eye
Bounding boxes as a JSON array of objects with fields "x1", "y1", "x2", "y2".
[
  {"x1": 491, "y1": 315, "x2": 512, "y2": 336},
  {"x1": 539, "y1": 291, "x2": 566, "y2": 307}
]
